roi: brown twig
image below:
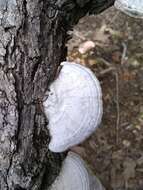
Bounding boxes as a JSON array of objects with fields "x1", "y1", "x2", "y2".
[
  {"x1": 97, "y1": 57, "x2": 120, "y2": 144},
  {"x1": 97, "y1": 58, "x2": 115, "y2": 77},
  {"x1": 114, "y1": 72, "x2": 120, "y2": 144},
  {"x1": 121, "y1": 42, "x2": 127, "y2": 65},
  {"x1": 98, "y1": 67, "x2": 115, "y2": 77},
  {"x1": 98, "y1": 57, "x2": 111, "y2": 67}
]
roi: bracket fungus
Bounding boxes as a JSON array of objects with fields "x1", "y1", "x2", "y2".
[
  {"x1": 114, "y1": 0, "x2": 143, "y2": 18},
  {"x1": 49, "y1": 151, "x2": 105, "y2": 190},
  {"x1": 44, "y1": 62, "x2": 103, "y2": 152}
]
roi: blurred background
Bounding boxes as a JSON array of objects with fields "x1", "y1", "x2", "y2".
[{"x1": 67, "y1": 6, "x2": 143, "y2": 190}]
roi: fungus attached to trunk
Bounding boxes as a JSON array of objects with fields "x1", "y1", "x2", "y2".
[
  {"x1": 49, "y1": 151, "x2": 105, "y2": 190},
  {"x1": 44, "y1": 62, "x2": 103, "y2": 153},
  {"x1": 114, "y1": 0, "x2": 143, "y2": 18}
]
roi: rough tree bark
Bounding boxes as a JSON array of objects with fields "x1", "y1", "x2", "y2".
[{"x1": 0, "y1": 0, "x2": 114, "y2": 189}]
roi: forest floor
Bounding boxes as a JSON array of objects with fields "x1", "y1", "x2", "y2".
[{"x1": 67, "y1": 7, "x2": 143, "y2": 190}]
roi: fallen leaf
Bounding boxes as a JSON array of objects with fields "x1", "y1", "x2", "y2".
[
  {"x1": 123, "y1": 158, "x2": 136, "y2": 187},
  {"x1": 78, "y1": 41, "x2": 95, "y2": 54}
]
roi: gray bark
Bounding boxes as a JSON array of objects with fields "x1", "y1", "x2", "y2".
[{"x1": 0, "y1": 0, "x2": 114, "y2": 189}]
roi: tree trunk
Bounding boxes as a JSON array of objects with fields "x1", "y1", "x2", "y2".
[{"x1": 0, "y1": 0, "x2": 114, "y2": 189}]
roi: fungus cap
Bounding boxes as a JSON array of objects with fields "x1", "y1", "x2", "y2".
[
  {"x1": 114, "y1": 0, "x2": 143, "y2": 18},
  {"x1": 49, "y1": 151, "x2": 105, "y2": 190},
  {"x1": 44, "y1": 62, "x2": 103, "y2": 152}
]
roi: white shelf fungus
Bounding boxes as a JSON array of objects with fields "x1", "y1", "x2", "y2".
[
  {"x1": 44, "y1": 62, "x2": 103, "y2": 152},
  {"x1": 114, "y1": 0, "x2": 143, "y2": 18},
  {"x1": 49, "y1": 151, "x2": 105, "y2": 190}
]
